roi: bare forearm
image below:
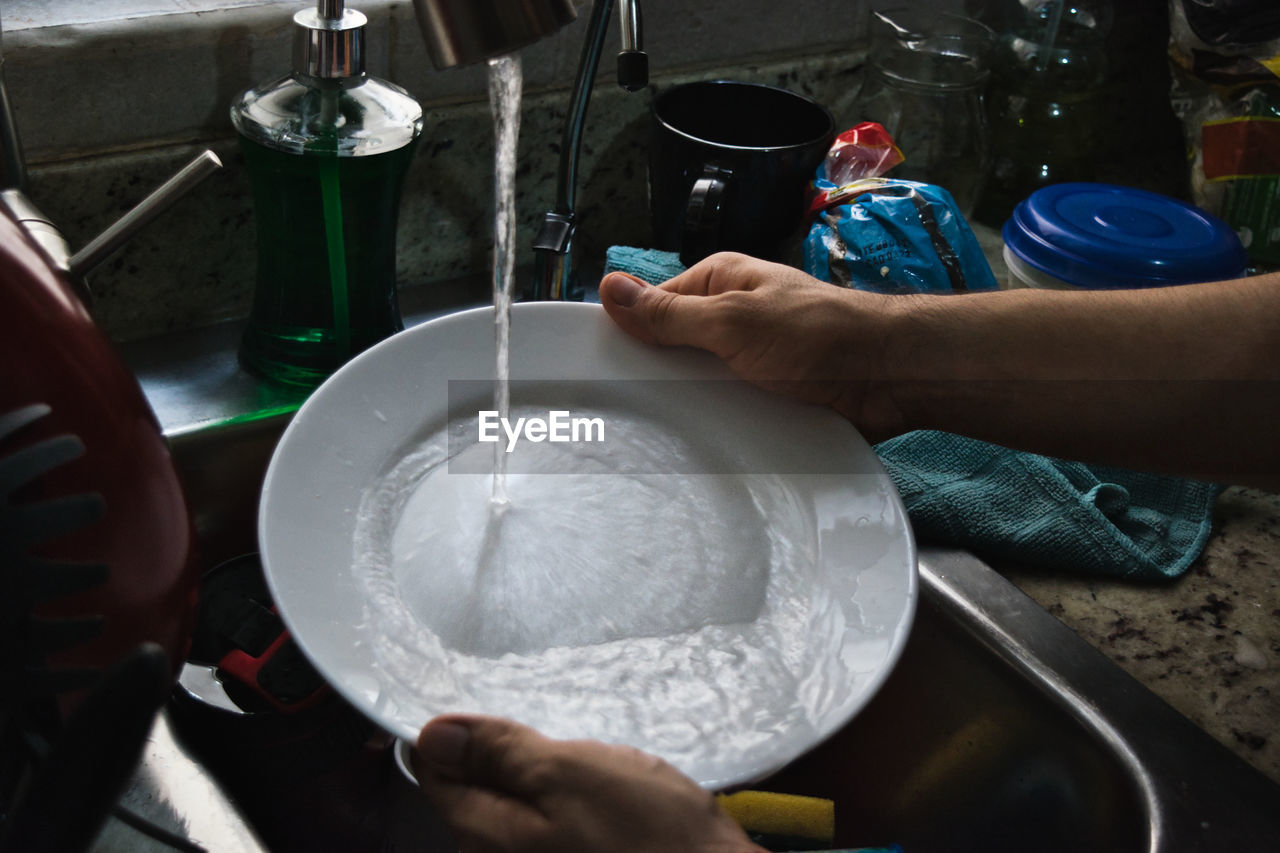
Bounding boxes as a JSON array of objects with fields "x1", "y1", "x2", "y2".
[
  {"x1": 599, "y1": 256, "x2": 1280, "y2": 486},
  {"x1": 879, "y1": 274, "x2": 1280, "y2": 485}
]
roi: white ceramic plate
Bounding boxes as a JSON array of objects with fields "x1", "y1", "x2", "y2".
[{"x1": 259, "y1": 301, "x2": 916, "y2": 789}]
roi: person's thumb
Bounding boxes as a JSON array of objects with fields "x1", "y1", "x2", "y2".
[
  {"x1": 415, "y1": 717, "x2": 473, "y2": 780},
  {"x1": 413, "y1": 716, "x2": 555, "y2": 847},
  {"x1": 416, "y1": 714, "x2": 558, "y2": 797},
  {"x1": 599, "y1": 272, "x2": 710, "y2": 348}
]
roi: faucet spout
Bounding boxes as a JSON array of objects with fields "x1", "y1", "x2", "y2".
[
  {"x1": 530, "y1": 0, "x2": 647, "y2": 301},
  {"x1": 1, "y1": 10, "x2": 221, "y2": 295},
  {"x1": 412, "y1": 0, "x2": 577, "y2": 70},
  {"x1": 616, "y1": 0, "x2": 648, "y2": 92}
]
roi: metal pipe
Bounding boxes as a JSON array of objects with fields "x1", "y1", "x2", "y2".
[
  {"x1": 530, "y1": 0, "x2": 646, "y2": 301},
  {"x1": 0, "y1": 189, "x2": 71, "y2": 274},
  {"x1": 615, "y1": 0, "x2": 648, "y2": 92},
  {"x1": 69, "y1": 150, "x2": 222, "y2": 279},
  {"x1": 555, "y1": 0, "x2": 614, "y2": 216},
  {"x1": 528, "y1": 0, "x2": 616, "y2": 302},
  {"x1": 618, "y1": 0, "x2": 641, "y2": 52}
]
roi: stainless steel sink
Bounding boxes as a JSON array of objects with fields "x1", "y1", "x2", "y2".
[
  {"x1": 764, "y1": 546, "x2": 1280, "y2": 851},
  {"x1": 144, "y1": 408, "x2": 1280, "y2": 852},
  {"x1": 100, "y1": 313, "x2": 1280, "y2": 851}
]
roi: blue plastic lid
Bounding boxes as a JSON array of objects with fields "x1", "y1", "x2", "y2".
[{"x1": 1002, "y1": 183, "x2": 1247, "y2": 289}]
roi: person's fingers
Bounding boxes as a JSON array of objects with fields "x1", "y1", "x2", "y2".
[
  {"x1": 599, "y1": 272, "x2": 727, "y2": 349},
  {"x1": 413, "y1": 717, "x2": 561, "y2": 850},
  {"x1": 415, "y1": 716, "x2": 763, "y2": 853},
  {"x1": 416, "y1": 773, "x2": 551, "y2": 852},
  {"x1": 659, "y1": 252, "x2": 769, "y2": 297}
]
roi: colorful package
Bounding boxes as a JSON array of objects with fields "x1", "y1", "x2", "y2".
[
  {"x1": 1169, "y1": 0, "x2": 1280, "y2": 269},
  {"x1": 804, "y1": 176, "x2": 997, "y2": 293}
]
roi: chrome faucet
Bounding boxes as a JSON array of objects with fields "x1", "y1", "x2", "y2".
[
  {"x1": 0, "y1": 17, "x2": 222, "y2": 292},
  {"x1": 530, "y1": 0, "x2": 647, "y2": 300},
  {"x1": 411, "y1": 0, "x2": 578, "y2": 69},
  {"x1": 410, "y1": 0, "x2": 646, "y2": 302}
]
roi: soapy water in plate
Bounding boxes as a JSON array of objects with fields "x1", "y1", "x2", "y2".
[{"x1": 350, "y1": 402, "x2": 883, "y2": 775}]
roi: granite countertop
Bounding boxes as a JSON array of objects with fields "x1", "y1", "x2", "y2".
[{"x1": 1002, "y1": 487, "x2": 1280, "y2": 786}]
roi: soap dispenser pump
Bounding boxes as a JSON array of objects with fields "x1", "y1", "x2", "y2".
[{"x1": 232, "y1": 0, "x2": 424, "y2": 387}]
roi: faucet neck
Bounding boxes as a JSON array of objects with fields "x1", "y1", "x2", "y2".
[
  {"x1": 530, "y1": 0, "x2": 647, "y2": 301},
  {"x1": 412, "y1": 0, "x2": 577, "y2": 70},
  {"x1": 554, "y1": 0, "x2": 614, "y2": 215}
]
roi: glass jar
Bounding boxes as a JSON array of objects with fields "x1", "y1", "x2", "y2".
[
  {"x1": 972, "y1": 0, "x2": 1112, "y2": 226},
  {"x1": 858, "y1": 8, "x2": 995, "y2": 216}
]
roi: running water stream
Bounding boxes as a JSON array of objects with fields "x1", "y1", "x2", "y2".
[{"x1": 487, "y1": 54, "x2": 522, "y2": 506}]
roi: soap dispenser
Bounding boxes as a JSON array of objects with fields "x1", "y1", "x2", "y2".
[{"x1": 232, "y1": 0, "x2": 424, "y2": 387}]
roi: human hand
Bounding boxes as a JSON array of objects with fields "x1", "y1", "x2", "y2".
[
  {"x1": 413, "y1": 714, "x2": 764, "y2": 853},
  {"x1": 599, "y1": 252, "x2": 911, "y2": 441}
]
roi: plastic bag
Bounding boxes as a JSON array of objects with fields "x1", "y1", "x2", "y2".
[
  {"x1": 1169, "y1": 0, "x2": 1280, "y2": 270},
  {"x1": 811, "y1": 123, "x2": 904, "y2": 194},
  {"x1": 802, "y1": 123, "x2": 996, "y2": 293}
]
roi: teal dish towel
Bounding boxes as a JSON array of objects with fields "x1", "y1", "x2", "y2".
[
  {"x1": 875, "y1": 431, "x2": 1224, "y2": 581},
  {"x1": 604, "y1": 245, "x2": 687, "y2": 284}
]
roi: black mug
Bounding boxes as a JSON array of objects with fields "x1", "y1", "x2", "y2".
[{"x1": 649, "y1": 80, "x2": 836, "y2": 266}]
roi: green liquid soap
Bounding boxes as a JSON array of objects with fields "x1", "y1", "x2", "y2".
[{"x1": 238, "y1": 134, "x2": 419, "y2": 387}]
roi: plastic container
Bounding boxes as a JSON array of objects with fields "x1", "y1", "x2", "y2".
[
  {"x1": 1001, "y1": 183, "x2": 1248, "y2": 290},
  {"x1": 231, "y1": 0, "x2": 423, "y2": 387}
]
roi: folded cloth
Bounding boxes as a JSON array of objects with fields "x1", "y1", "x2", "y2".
[
  {"x1": 604, "y1": 245, "x2": 687, "y2": 284},
  {"x1": 874, "y1": 431, "x2": 1224, "y2": 581}
]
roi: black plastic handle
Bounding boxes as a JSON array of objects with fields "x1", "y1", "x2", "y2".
[
  {"x1": 680, "y1": 164, "x2": 732, "y2": 267},
  {"x1": 617, "y1": 50, "x2": 649, "y2": 92}
]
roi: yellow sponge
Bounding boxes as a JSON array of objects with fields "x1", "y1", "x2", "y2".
[{"x1": 716, "y1": 790, "x2": 836, "y2": 844}]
